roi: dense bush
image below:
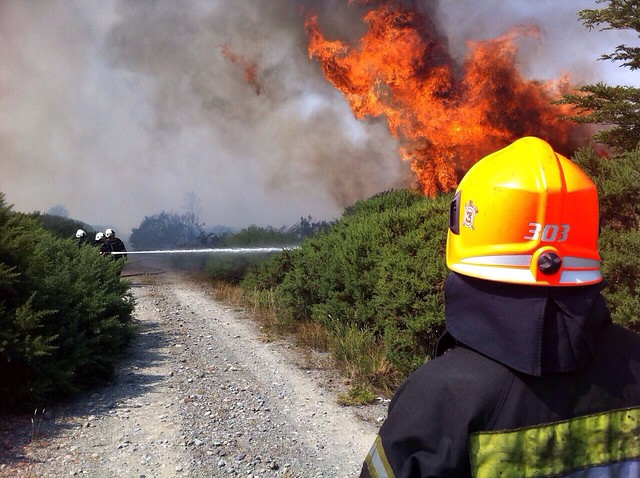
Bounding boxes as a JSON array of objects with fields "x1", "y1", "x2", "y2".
[
  {"x1": 205, "y1": 219, "x2": 329, "y2": 283},
  {"x1": 573, "y1": 146, "x2": 640, "y2": 331},
  {"x1": 598, "y1": 227, "x2": 640, "y2": 331},
  {"x1": 29, "y1": 212, "x2": 94, "y2": 240},
  {"x1": 219, "y1": 225, "x2": 298, "y2": 247},
  {"x1": 242, "y1": 148, "x2": 640, "y2": 391},
  {"x1": 243, "y1": 190, "x2": 450, "y2": 387},
  {"x1": 204, "y1": 253, "x2": 278, "y2": 284},
  {"x1": 130, "y1": 211, "x2": 205, "y2": 250},
  {"x1": 572, "y1": 146, "x2": 640, "y2": 231},
  {"x1": 203, "y1": 225, "x2": 295, "y2": 283},
  {"x1": 0, "y1": 195, "x2": 135, "y2": 408}
]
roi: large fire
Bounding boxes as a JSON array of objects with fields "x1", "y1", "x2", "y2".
[{"x1": 305, "y1": 2, "x2": 588, "y2": 195}]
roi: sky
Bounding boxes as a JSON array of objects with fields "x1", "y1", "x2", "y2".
[{"x1": 1, "y1": 0, "x2": 638, "y2": 238}]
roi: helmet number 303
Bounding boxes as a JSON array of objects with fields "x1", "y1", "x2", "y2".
[{"x1": 524, "y1": 222, "x2": 570, "y2": 242}]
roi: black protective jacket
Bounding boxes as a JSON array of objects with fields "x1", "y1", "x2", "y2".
[
  {"x1": 360, "y1": 273, "x2": 640, "y2": 477},
  {"x1": 101, "y1": 237, "x2": 127, "y2": 258}
]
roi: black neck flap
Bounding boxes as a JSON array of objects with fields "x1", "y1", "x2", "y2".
[{"x1": 444, "y1": 272, "x2": 611, "y2": 376}]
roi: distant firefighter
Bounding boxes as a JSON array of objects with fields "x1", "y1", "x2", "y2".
[
  {"x1": 75, "y1": 229, "x2": 88, "y2": 247},
  {"x1": 92, "y1": 231, "x2": 105, "y2": 248},
  {"x1": 100, "y1": 228, "x2": 127, "y2": 259}
]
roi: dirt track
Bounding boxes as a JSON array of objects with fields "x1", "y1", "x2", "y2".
[{"x1": 0, "y1": 261, "x2": 385, "y2": 477}]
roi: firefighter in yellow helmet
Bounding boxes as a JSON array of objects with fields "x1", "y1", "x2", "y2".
[{"x1": 360, "y1": 137, "x2": 640, "y2": 478}]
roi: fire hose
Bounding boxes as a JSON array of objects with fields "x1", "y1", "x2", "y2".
[{"x1": 109, "y1": 246, "x2": 297, "y2": 255}]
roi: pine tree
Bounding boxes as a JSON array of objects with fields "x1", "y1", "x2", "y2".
[{"x1": 557, "y1": 0, "x2": 640, "y2": 151}]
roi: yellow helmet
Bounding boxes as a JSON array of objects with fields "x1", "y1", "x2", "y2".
[{"x1": 446, "y1": 136, "x2": 601, "y2": 286}]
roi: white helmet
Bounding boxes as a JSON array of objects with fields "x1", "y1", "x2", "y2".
[
  {"x1": 75, "y1": 229, "x2": 86, "y2": 239},
  {"x1": 95, "y1": 232, "x2": 104, "y2": 241},
  {"x1": 105, "y1": 228, "x2": 115, "y2": 238}
]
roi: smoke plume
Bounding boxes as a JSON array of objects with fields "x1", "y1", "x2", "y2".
[{"x1": 0, "y1": 1, "x2": 635, "y2": 236}]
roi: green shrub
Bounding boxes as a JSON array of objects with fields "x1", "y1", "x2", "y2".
[
  {"x1": 241, "y1": 149, "x2": 640, "y2": 392},
  {"x1": 244, "y1": 189, "x2": 450, "y2": 386},
  {"x1": 205, "y1": 224, "x2": 303, "y2": 283},
  {"x1": 205, "y1": 254, "x2": 272, "y2": 284},
  {"x1": 598, "y1": 227, "x2": 640, "y2": 332},
  {"x1": 327, "y1": 320, "x2": 397, "y2": 391},
  {"x1": 220, "y1": 225, "x2": 298, "y2": 247},
  {"x1": 337, "y1": 383, "x2": 377, "y2": 406},
  {"x1": 572, "y1": 146, "x2": 640, "y2": 230},
  {"x1": 29, "y1": 212, "x2": 93, "y2": 240},
  {"x1": 573, "y1": 146, "x2": 640, "y2": 333},
  {"x1": 0, "y1": 195, "x2": 135, "y2": 408},
  {"x1": 240, "y1": 250, "x2": 297, "y2": 292},
  {"x1": 130, "y1": 211, "x2": 204, "y2": 250}
]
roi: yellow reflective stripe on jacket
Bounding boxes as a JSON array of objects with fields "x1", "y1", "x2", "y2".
[
  {"x1": 364, "y1": 435, "x2": 396, "y2": 478},
  {"x1": 470, "y1": 407, "x2": 640, "y2": 478}
]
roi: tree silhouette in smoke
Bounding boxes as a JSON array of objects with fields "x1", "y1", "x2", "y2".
[
  {"x1": 47, "y1": 204, "x2": 69, "y2": 218},
  {"x1": 130, "y1": 211, "x2": 205, "y2": 250}
]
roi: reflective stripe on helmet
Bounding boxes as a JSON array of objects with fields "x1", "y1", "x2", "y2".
[
  {"x1": 453, "y1": 255, "x2": 601, "y2": 285},
  {"x1": 460, "y1": 255, "x2": 532, "y2": 267},
  {"x1": 562, "y1": 257, "x2": 600, "y2": 269},
  {"x1": 559, "y1": 269, "x2": 603, "y2": 284}
]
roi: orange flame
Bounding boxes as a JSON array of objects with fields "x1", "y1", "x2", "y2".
[
  {"x1": 306, "y1": 2, "x2": 586, "y2": 195},
  {"x1": 220, "y1": 45, "x2": 261, "y2": 95}
]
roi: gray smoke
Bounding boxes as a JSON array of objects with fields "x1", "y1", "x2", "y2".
[
  {"x1": 0, "y1": 0, "x2": 636, "y2": 236},
  {"x1": 431, "y1": 0, "x2": 640, "y2": 84}
]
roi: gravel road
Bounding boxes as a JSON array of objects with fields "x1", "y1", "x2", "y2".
[{"x1": 0, "y1": 263, "x2": 386, "y2": 477}]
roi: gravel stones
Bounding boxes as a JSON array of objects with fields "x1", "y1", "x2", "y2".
[{"x1": 0, "y1": 268, "x2": 385, "y2": 477}]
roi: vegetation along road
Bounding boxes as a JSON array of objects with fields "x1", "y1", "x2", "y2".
[{"x1": 0, "y1": 262, "x2": 386, "y2": 478}]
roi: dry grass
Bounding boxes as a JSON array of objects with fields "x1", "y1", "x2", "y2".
[
  {"x1": 327, "y1": 324, "x2": 401, "y2": 395},
  {"x1": 211, "y1": 281, "x2": 246, "y2": 305},
  {"x1": 29, "y1": 409, "x2": 45, "y2": 443},
  {"x1": 337, "y1": 384, "x2": 377, "y2": 406},
  {"x1": 295, "y1": 320, "x2": 329, "y2": 351}
]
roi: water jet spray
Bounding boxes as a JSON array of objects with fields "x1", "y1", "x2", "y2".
[{"x1": 110, "y1": 246, "x2": 297, "y2": 255}]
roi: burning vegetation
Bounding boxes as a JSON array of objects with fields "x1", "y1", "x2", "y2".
[{"x1": 305, "y1": 1, "x2": 592, "y2": 195}]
